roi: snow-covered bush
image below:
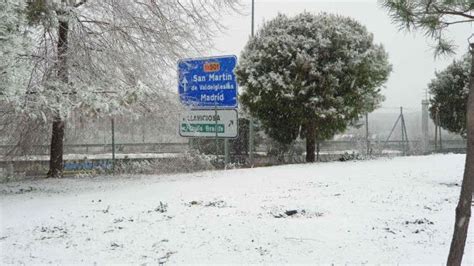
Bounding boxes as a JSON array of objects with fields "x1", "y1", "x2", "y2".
[
  {"x1": 114, "y1": 152, "x2": 215, "y2": 175},
  {"x1": 236, "y1": 12, "x2": 392, "y2": 162},
  {"x1": 429, "y1": 55, "x2": 470, "y2": 137}
]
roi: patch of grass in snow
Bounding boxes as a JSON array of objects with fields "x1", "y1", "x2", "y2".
[
  {"x1": 270, "y1": 208, "x2": 324, "y2": 219},
  {"x1": 186, "y1": 200, "x2": 231, "y2": 208},
  {"x1": 148, "y1": 201, "x2": 168, "y2": 213},
  {"x1": 34, "y1": 225, "x2": 68, "y2": 240},
  {"x1": 113, "y1": 152, "x2": 215, "y2": 175},
  {"x1": 0, "y1": 185, "x2": 36, "y2": 195}
]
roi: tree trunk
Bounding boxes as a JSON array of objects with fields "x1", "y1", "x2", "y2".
[
  {"x1": 316, "y1": 141, "x2": 321, "y2": 162},
  {"x1": 447, "y1": 43, "x2": 474, "y2": 265},
  {"x1": 47, "y1": 17, "x2": 69, "y2": 178},
  {"x1": 48, "y1": 119, "x2": 65, "y2": 177},
  {"x1": 306, "y1": 121, "x2": 316, "y2": 162}
]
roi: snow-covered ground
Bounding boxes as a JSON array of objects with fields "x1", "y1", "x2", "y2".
[{"x1": 1, "y1": 154, "x2": 473, "y2": 264}]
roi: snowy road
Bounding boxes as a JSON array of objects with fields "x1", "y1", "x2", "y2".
[{"x1": 1, "y1": 154, "x2": 473, "y2": 264}]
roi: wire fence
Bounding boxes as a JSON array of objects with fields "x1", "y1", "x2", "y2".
[{"x1": 0, "y1": 106, "x2": 467, "y2": 179}]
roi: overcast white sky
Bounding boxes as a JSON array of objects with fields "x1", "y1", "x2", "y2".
[{"x1": 209, "y1": 0, "x2": 473, "y2": 111}]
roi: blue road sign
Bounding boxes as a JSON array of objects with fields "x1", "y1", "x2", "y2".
[{"x1": 178, "y1": 55, "x2": 238, "y2": 108}]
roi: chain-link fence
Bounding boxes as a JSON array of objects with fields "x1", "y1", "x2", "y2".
[{"x1": 0, "y1": 106, "x2": 467, "y2": 179}]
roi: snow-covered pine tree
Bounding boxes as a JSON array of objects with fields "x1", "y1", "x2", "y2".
[
  {"x1": 1, "y1": 0, "x2": 239, "y2": 177},
  {"x1": 382, "y1": 1, "x2": 473, "y2": 263},
  {"x1": 236, "y1": 12, "x2": 392, "y2": 162},
  {"x1": 429, "y1": 55, "x2": 470, "y2": 137},
  {"x1": 0, "y1": 1, "x2": 44, "y2": 156},
  {"x1": 0, "y1": 0, "x2": 31, "y2": 102}
]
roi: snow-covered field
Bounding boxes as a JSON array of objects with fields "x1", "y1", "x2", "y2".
[{"x1": 1, "y1": 154, "x2": 473, "y2": 264}]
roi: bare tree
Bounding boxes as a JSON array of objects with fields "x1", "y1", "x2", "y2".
[
  {"x1": 2, "y1": 0, "x2": 240, "y2": 177},
  {"x1": 381, "y1": 1, "x2": 473, "y2": 264}
]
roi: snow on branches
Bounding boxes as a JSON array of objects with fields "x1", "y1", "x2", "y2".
[
  {"x1": 0, "y1": 0, "x2": 31, "y2": 113},
  {"x1": 382, "y1": 0, "x2": 474, "y2": 55},
  {"x1": 1, "y1": 0, "x2": 240, "y2": 120},
  {"x1": 429, "y1": 54, "x2": 470, "y2": 137},
  {"x1": 236, "y1": 12, "x2": 391, "y2": 145}
]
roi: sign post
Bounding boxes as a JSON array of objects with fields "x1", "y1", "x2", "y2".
[
  {"x1": 249, "y1": 1, "x2": 255, "y2": 167},
  {"x1": 224, "y1": 139, "x2": 229, "y2": 165},
  {"x1": 215, "y1": 103, "x2": 218, "y2": 160},
  {"x1": 178, "y1": 55, "x2": 238, "y2": 167}
]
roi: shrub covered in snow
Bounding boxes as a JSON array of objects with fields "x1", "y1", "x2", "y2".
[
  {"x1": 236, "y1": 12, "x2": 391, "y2": 162},
  {"x1": 114, "y1": 152, "x2": 215, "y2": 175},
  {"x1": 429, "y1": 55, "x2": 470, "y2": 137}
]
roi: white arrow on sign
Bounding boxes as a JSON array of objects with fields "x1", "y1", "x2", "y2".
[{"x1": 181, "y1": 77, "x2": 188, "y2": 92}]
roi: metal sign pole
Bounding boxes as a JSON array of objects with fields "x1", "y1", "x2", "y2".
[
  {"x1": 249, "y1": 0, "x2": 255, "y2": 167},
  {"x1": 215, "y1": 102, "x2": 219, "y2": 164},
  {"x1": 224, "y1": 139, "x2": 229, "y2": 166}
]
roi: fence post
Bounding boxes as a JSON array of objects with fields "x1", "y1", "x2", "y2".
[
  {"x1": 142, "y1": 116, "x2": 146, "y2": 143},
  {"x1": 6, "y1": 162, "x2": 14, "y2": 177},
  {"x1": 438, "y1": 115, "x2": 443, "y2": 151},
  {"x1": 111, "y1": 118, "x2": 115, "y2": 172},
  {"x1": 365, "y1": 113, "x2": 370, "y2": 155},
  {"x1": 421, "y1": 100, "x2": 430, "y2": 153},
  {"x1": 249, "y1": 118, "x2": 254, "y2": 166}
]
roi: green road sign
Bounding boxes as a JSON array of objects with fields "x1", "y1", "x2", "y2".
[
  {"x1": 179, "y1": 109, "x2": 238, "y2": 138},
  {"x1": 181, "y1": 123, "x2": 225, "y2": 133}
]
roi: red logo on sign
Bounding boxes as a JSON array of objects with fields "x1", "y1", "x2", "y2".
[{"x1": 204, "y1": 62, "x2": 220, "y2": 72}]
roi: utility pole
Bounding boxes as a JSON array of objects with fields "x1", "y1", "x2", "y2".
[
  {"x1": 382, "y1": 106, "x2": 409, "y2": 156},
  {"x1": 400, "y1": 107, "x2": 405, "y2": 155},
  {"x1": 399, "y1": 107, "x2": 410, "y2": 155},
  {"x1": 248, "y1": 0, "x2": 255, "y2": 167}
]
